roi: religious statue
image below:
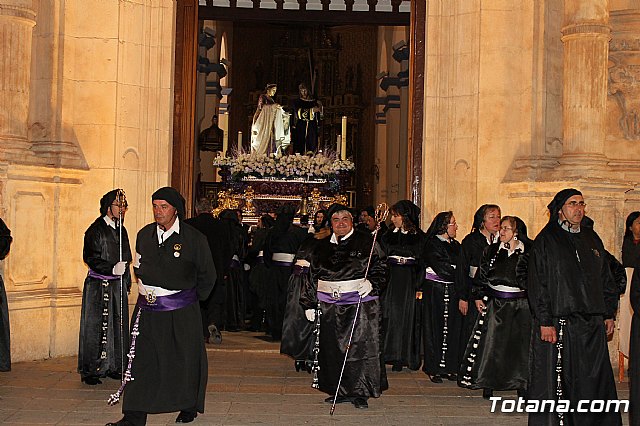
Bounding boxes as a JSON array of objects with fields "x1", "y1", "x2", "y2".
[
  {"x1": 291, "y1": 83, "x2": 323, "y2": 154},
  {"x1": 250, "y1": 83, "x2": 291, "y2": 156},
  {"x1": 198, "y1": 115, "x2": 224, "y2": 152}
]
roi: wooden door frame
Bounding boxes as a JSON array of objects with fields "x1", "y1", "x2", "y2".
[{"x1": 171, "y1": 0, "x2": 425, "y2": 209}]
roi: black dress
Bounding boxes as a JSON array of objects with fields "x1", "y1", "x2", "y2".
[
  {"x1": 380, "y1": 227, "x2": 426, "y2": 370},
  {"x1": 630, "y1": 268, "x2": 640, "y2": 426},
  {"x1": 456, "y1": 231, "x2": 492, "y2": 364},
  {"x1": 459, "y1": 241, "x2": 530, "y2": 392},
  {"x1": 527, "y1": 221, "x2": 621, "y2": 426},
  {"x1": 78, "y1": 217, "x2": 132, "y2": 381},
  {"x1": 0, "y1": 218, "x2": 12, "y2": 372},
  {"x1": 422, "y1": 235, "x2": 462, "y2": 377},
  {"x1": 123, "y1": 220, "x2": 216, "y2": 415},
  {"x1": 300, "y1": 230, "x2": 388, "y2": 399}
]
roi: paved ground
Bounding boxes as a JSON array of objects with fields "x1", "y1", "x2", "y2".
[{"x1": 0, "y1": 331, "x2": 630, "y2": 425}]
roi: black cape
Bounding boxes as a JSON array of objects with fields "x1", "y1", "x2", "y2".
[
  {"x1": 630, "y1": 268, "x2": 640, "y2": 426},
  {"x1": 123, "y1": 220, "x2": 216, "y2": 415},
  {"x1": 78, "y1": 217, "x2": 132, "y2": 380}
]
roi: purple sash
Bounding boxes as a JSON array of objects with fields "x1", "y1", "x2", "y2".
[
  {"x1": 388, "y1": 257, "x2": 417, "y2": 266},
  {"x1": 136, "y1": 287, "x2": 197, "y2": 311},
  {"x1": 488, "y1": 288, "x2": 527, "y2": 299},
  {"x1": 424, "y1": 270, "x2": 453, "y2": 284},
  {"x1": 293, "y1": 265, "x2": 309, "y2": 275},
  {"x1": 317, "y1": 290, "x2": 378, "y2": 305},
  {"x1": 88, "y1": 269, "x2": 120, "y2": 281},
  {"x1": 272, "y1": 260, "x2": 294, "y2": 267}
]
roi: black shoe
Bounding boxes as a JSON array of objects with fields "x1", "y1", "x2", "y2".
[
  {"x1": 352, "y1": 397, "x2": 368, "y2": 409},
  {"x1": 446, "y1": 373, "x2": 457, "y2": 381},
  {"x1": 105, "y1": 419, "x2": 134, "y2": 426},
  {"x1": 208, "y1": 324, "x2": 222, "y2": 344},
  {"x1": 324, "y1": 396, "x2": 350, "y2": 404},
  {"x1": 295, "y1": 360, "x2": 305, "y2": 372},
  {"x1": 483, "y1": 389, "x2": 493, "y2": 399},
  {"x1": 429, "y1": 374, "x2": 443, "y2": 383},
  {"x1": 82, "y1": 376, "x2": 102, "y2": 385},
  {"x1": 391, "y1": 364, "x2": 403, "y2": 372},
  {"x1": 175, "y1": 411, "x2": 197, "y2": 423}
]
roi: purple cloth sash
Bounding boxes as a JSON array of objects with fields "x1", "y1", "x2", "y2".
[
  {"x1": 293, "y1": 265, "x2": 309, "y2": 275},
  {"x1": 488, "y1": 288, "x2": 527, "y2": 299},
  {"x1": 88, "y1": 269, "x2": 120, "y2": 281},
  {"x1": 317, "y1": 290, "x2": 378, "y2": 305},
  {"x1": 388, "y1": 257, "x2": 417, "y2": 266},
  {"x1": 272, "y1": 260, "x2": 294, "y2": 267},
  {"x1": 136, "y1": 287, "x2": 197, "y2": 311},
  {"x1": 424, "y1": 271, "x2": 453, "y2": 284}
]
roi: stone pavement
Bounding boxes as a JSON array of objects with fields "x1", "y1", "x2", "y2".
[{"x1": 0, "y1": 331, "x2": 630, "y2": 425}]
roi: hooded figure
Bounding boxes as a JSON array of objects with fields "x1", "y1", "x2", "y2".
[
  {"x1": 527, "y1": 189, "x2": 621, "y2": 426},
  {"x1": 78, "y1": 189, "x2": 132, "y2": 385}
]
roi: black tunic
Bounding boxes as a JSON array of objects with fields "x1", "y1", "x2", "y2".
[
  {"x1": 623, "y1": 237, "x2": 640, "y2": 268},
  {"x1": 380, "y1": 227, "x2": 426, "y2": 370},
  {"x1": 222, "y1": 218, "x2": 248, "y2": 331},
  {"x1": 456, "y1": 231, "x2": 491, "y2": 364},
  {"x1": 123, "y1": 220, "x2": 216, "y2": 415},
  {"x1": 458, "y1": 242, "x2": 530, "y2": 392},
  {"x1": 78, "y1": 217, "x2": 132, "y2": 380},
  {"x1": 629, "y1": 268, "x2": 640, "y2": 426},
  {"x1": 291, "y1": 97, "x2": 321, "y2": 154},
  {"x1": 527, "y1": 221, "x2": 621, "y2": 426},
  {"x1": 422, "y1": 235, "x2": 462, "y2": 376},
  {"x1": 0, "y1": 218, "x2": 12, "y2": 372},
  {"x1": 184, "y1": 213, "x2": 233, "y2": 335},
  {"x1": 300, "y1": 230, "x2": 388, "y2": 398},
  {"x1": 280, "y1": 238, "x2": 318, "y2": 361}
]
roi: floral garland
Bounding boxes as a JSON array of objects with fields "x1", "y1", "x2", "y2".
[{"x1": 213, "y1": 153, "x2": 354, "y2": 179}]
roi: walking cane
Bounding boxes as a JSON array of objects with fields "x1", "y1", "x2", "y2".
[
  {"x1": 330, "y1": 203, "x2": 389, "y2": 415},
  {"x1": 116, "y1": 189, "x2": 126, "y2": 381}
]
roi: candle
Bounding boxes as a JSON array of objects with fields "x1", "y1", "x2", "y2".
[
  {"x1": 219, "y1": 113, "x2": 229, "y2": 157},
  {"x1": 336, "y1": 135, "x2": 341, "y2": 157},
  {"x1": 341, "y1": 116, "x2": 347, "y2": 160},
  {"x1": 238, "y1": 131, "x2": 243, "y2": 153}
]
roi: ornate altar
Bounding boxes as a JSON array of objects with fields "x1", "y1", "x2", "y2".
[{"x1": 212, "y1": 153, "x2": 353, "y2": 221}]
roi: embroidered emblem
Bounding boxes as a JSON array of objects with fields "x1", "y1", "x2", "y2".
[
  {"x1": 174, "y1": 244, "x2": 182, "y2": 251},
  {"x1": 145, "y1": 289, "x2": 157, "y2": 304},
  {"x1": 331, "y1": 287, "x2": 340, "y2": 300}
]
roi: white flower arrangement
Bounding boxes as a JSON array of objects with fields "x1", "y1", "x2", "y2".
[{"x1": 213, "y1": 153, "x2": 354, "y2": 180}]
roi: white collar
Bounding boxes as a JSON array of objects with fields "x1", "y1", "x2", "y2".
[
  {"x1": 331, "y1": 228, "x2": 354, "y2": 244},
  {"x1": 157, "y1": 217, "x2": 180, "y2": 244},
  {"x1": 436, "y1": 234, "x2": 451, "y2": 243},
  {"x1": 499, "y1": 239, "x2": 524, "y2": 255},
  {"x1": 558, "y1": 219, "x2": 580, "y2": 233},
  {"x1": 103, "y1": 215, "x2": 116, "y2": 229},
  {"x1": 393, "y1": 227, "x2": 408, "y2": 234}
]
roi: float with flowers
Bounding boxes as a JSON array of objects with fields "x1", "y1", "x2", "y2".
[{"x1": 212, "y1": 152, "x2": 355, "y2": 219}]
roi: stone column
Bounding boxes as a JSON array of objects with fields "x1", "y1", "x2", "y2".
[
  {"x1": 560, "y1": 0, "x2": 610, "y2": 165},
  {"x1": 0, "y1": 2, "x2": 36, "y2": 159}
]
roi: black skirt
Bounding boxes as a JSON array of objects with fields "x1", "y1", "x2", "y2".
[{"x1": 459, "y1": 295, "x2": 531, "y2": 391}]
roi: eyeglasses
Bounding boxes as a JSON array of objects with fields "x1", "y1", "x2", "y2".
[
  {"x1": 565, "y1": 201, "x2": 587, "y2": 208},
  {"x1": 500, "y1": 226, "x2": 513, "y2": 231},
  {"x1": 447, "y1": 222, "x2": 457, "y2": 227}
]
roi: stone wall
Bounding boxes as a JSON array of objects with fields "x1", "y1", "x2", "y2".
[{"x1": 0, "y1": 0, "x2": 176, "y2": 362}]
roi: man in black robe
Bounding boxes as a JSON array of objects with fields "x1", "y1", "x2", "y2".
[
  {"x1": 264, "y1": 203, "x2": 309, "y2": 340},
  {"x1": 300, "y1": 203, "x2": 387, "y2": 410},
  {"x1": 0, "y1": 217, "x2": 12, "y2": 372},
  {"x1": 79, "y1": 189, "x2": 132, "y2": 385},
  {"x1": 184, "y1": 197, "x2": 233, "y2": 344},
  {"x1": 527, "y1": 188, "x2": 621, "y2": 425},
  {"x1": 107, "y1": 187, "x2": 216, "y2": 426}
]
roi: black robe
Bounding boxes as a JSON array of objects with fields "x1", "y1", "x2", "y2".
[
  {"x1": 300, "y1": 230, "x2": 388, "y2": 398},
  {"x1": 221, "y1": 218, "x2": 247, "y2": 331},
  {"x1": 280, "y1": 238, "x2": 318, "y2": 362},
  {"x1": 0, "y1": 218, "x2": 12, "y2": 372},
  {"x1": 527, "y1": 221, "x2": 621, "y2": 426},
  {"x1": 265, "y1": 224, "x2": 309, "y2": 340},
  {"x1": 459, "y1": 242, "x2": 530, "y2": 392},
  {"x1": 630, "y1": 268, "x2": 640, "y2": 426},
  {"x1": 291, "y1": 97, "x2": 321, "y2": 154},
  {"x1": 623, "y1": 237, "x2": 640, "y2": 268},
  {"x1": 78, "y1": 217, "x2": 132, "y2": 380},
  {"x1": 456, "y1": 231, "x2": 491, "y2": 364},
  {"x1": 380, "y1": 227, "x2": 426, "y2": 370},
  {"x1": 422, "y1": 235, "x2": 462, "y2": 376},
  {"x1": 184, "y1": 213, "x2": 233, "y2": 337},
  {"x1": 123, "y1": 220, "x2": 216, "y2": 415}
]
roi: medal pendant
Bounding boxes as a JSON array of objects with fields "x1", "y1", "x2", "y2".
[{"x1": 146, "y1": 289, "x2": 157, "y2": 304}]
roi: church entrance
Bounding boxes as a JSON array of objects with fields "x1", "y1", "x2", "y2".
[{"x1": 172, "y1": 0, "x2": 425, "y2": 216}]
